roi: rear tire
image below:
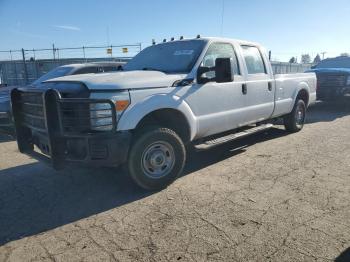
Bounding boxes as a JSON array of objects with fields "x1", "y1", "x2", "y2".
[
  {"x1": 128, "y1": 127, "x2": 186, "y2": 190},
  {"x1": 284, "y1": 99, "x2": 306, "y2": 132}
]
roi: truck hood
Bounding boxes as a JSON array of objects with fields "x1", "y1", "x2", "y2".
[
  {"x1": 306, "y1": 68, "x2": 350, "y2": 74},
  {"x1": 45, "y1": 70, "x2": 187, "y2": 90}
]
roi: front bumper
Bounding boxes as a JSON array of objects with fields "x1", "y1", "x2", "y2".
[
  {"x1": 11, "y1": 88, "x2": 131, "y2": 169},
  {"x1": 24, "y1": 131, "x2": 131, "y2": 169},
  {"x1": 317, "y1": 85, "x2": 350, "y2": 99}
]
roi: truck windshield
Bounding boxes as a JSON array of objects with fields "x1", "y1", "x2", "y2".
[
  {"x1": 32, "y1": 66, "x2": 74, "y2": 85},
  {"x1": 124, "y1": 40, "x2": 206, "y2": 74},
  {"x1": 315, "y1": 57, "x2": 350, "y2": 69}
]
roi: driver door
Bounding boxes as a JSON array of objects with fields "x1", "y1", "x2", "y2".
[{"x1": 182, "y1": 42, "x2": 246, "y2": 138}]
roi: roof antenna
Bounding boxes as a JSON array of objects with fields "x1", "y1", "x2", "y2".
[
  {"x1": 220, "y1": 0, "x2": 225, "y2": 36},
  {"x1": 196, "y1": 34, "x2": 201, "y2": 38}
]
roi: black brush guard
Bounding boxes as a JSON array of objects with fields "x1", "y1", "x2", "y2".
[{"x1": 11, "y1": 88, "x2": 130, "y2": 169}]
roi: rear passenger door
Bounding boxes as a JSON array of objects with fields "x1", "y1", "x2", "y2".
[{"x1": 240, "y1": 45, "x2": 275, "y2": 123}]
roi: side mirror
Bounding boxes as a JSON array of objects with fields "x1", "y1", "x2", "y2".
[
  {"x1": 196, "y1": 66, "x2": 212, "y2": 84},
  {"x1": 215, "y1": 58, "x2": 233, "y2": 83},
  {"x1": 196, "y1": 57, "x2": 233, "y2": 85}
]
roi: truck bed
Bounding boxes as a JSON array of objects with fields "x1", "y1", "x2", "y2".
[{"x1": 273, "y1": 73, "x2": 317, "y2": 117}]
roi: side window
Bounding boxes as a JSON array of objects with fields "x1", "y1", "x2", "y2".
[
  {"x1": 241, "y1": 46, "x2": 266, "y2": 74},
  {"x1": 201, "y1": 43, "x2": 240, "y2": 78},
  {"x1": 102, "y1": 66, "x2": 118, "y2": 72},
  {"x1": 73, "y1": 66, "x2": 99, "y2": 75}
]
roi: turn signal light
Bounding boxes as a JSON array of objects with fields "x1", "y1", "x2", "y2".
[{"x1": 115, "y1": 100, "x2": 130, "y2": 111}]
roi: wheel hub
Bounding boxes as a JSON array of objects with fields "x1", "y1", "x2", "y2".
[
  {"x1": 295, "y1": 104, "x2": 305, "y2": 127},
  {"x1": 141, "y1": 141, "x2": 175, "y2": 179}
]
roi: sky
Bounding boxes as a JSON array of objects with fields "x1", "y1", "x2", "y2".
[{"x1": 0, "y1": 0, "x2": 349, "y2": 62}]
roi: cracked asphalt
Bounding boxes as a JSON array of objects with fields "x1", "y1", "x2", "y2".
[{"x1": 0, "y1": 99, "x2": 350, "y2": 262}]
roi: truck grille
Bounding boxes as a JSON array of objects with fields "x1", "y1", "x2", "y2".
[
  {"x1": 317, "y1": 74, "x2": 346, "y2": 88},
  {"x1": 17, "y1": 91, "x2": 46, "y2": 132},
  {"x1": 12, "y1": 88, "x2": 117, "y2": 135}
]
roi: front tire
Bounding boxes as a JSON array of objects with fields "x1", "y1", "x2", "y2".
[
  {"x1": 128, "y1": 127, "x2": 186, "y2": 190},
  {"x1": 284, "y1": 99, "x2": 306, "y2": 132}
]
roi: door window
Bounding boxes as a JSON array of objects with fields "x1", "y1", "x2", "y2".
[
  {"x1": 201, "y1": 43, "x2": 240, "y2": 78},
  {"x1": 241, "y1": 46, "x2": 266, "y2": 74}
]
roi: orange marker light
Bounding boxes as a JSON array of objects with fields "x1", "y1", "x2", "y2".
[{"x1": 115, "y1": 100, "x2": 129, "y2": 111}]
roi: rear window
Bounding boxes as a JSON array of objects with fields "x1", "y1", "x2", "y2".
[{"x1": 102, "y1": 66, "x2": 119, "y2": 72}]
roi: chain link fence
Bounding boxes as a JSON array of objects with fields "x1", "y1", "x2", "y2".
[
  {"x1": 0, "y1": 43, "x2": 313, "y2": 87},
  {"x1": 0, "y1": 44, "x2": 141, "y2": 86}
]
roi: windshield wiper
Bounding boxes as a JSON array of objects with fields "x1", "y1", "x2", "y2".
[{"x1": 142, "y1": 67, "x2": 166, "y2": 73}]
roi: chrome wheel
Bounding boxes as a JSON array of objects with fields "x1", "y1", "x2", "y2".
[
  {"x1": 141, "y1": 141, "x2": 175, "y2": 179},
  {"x1": 295, "y1": 103, "x2": 305, "y2": 128}
]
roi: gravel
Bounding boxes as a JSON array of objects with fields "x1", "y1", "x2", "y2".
[{"x1": 0, "y1": 99, "x2": 349, "y2": 262}]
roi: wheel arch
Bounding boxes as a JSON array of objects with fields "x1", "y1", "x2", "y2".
[
  {"x1": 117, "y1": 94, "x2": 197, "y2": 142},
  {"x1": 293, "y1": 82, "x2": 310, "y2": 107}
]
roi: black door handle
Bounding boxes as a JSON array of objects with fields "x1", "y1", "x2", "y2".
[
  {"x1": 242, "y1": 83, "x2": 247, "y2": 94},
  {"x1": 268, "y1": 82, "x2": 273, "y2": 91}
]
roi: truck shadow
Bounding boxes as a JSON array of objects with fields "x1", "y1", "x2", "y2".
[
  {"x1": 335, "y1": 247, "x2": 350, "y2": 262},
  {"x1": 306, "y1": 97, "x2": 350, "y2": 124},
  {"x1": 0, "y1": 133, "x2": 14, "y2": 143},
  {"x1": 0, "y1": 128, "x2": 288, "y2": 245}
]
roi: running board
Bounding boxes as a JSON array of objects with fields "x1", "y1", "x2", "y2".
[{"x1": 194, "y1": 123, "x2": 274, "y2": 151}]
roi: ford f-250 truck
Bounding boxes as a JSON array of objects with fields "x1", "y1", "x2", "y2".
[{"x1": 11, "y1": 37, "x2": 316, "y2": 190}]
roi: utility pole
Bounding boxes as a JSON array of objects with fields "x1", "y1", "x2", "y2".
[{"x1": 320, "y1": 52, "x2": 327, "y2": 60}]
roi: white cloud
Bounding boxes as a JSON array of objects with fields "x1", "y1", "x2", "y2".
[{"x1": 53, "y1": 25, "x2": 81, "y2": 31}]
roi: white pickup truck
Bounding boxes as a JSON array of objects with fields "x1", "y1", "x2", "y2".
[{"x1": 11, "y1": 37, "x2": 316, "y2": 190}]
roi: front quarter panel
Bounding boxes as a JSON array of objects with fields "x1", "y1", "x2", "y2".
[{"x1": 117, "y1": 88, "x2": 198, "y2": 140}]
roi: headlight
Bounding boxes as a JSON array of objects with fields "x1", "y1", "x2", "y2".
[
  {"x1": 90, "y1": 102, "x2": 115, "y2": 131},
  {"x1": 346, "y1": 76, "x2": 350, "y2": 86},
  {"x1": 89, "y1": 92, "x2": 130, "y2": 131}
]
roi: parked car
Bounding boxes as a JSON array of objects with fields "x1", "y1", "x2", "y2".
[
  {"x1": 307, "y1": 56, "x2": 350, "y2": 101},
  {"x1": 0, "y1": 62, "x2": 124, "y2": 135},
  {"x1": 11, "y1": 37, "x2": 316, "y2": 190}
]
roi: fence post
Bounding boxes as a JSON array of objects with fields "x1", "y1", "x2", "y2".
[
  {"x1": 52, "y1": 43, "x2": 56, "y2": 61},
  {"x1": 21, "y1": 48, "x2": 28, "y2": 85},
  {"x1": 83, "y1": 46, "x2": 86, "y2": 60}
]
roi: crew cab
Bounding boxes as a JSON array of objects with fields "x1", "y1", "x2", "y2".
[
  {"x1": 307, "y1": 56, "x2": 350, "y2": 101},
  {"x1": 11, "y1": 37, "x2": 316, "y2": 190}
]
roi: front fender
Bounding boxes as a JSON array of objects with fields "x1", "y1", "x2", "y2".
[{"x1": 117, "y1": 93, "x2": 198, "y2": 140}]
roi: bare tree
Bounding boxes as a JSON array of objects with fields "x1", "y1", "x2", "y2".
[
  {"x1": 289, "y1": 57, "x2": 296, "y2": 63},
  {"x1": 301, "y1": 54, "x2": 311, "y2": 64},
  {"x1": 313, "y1": 54, "x2": 321, "y2": 63}
]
